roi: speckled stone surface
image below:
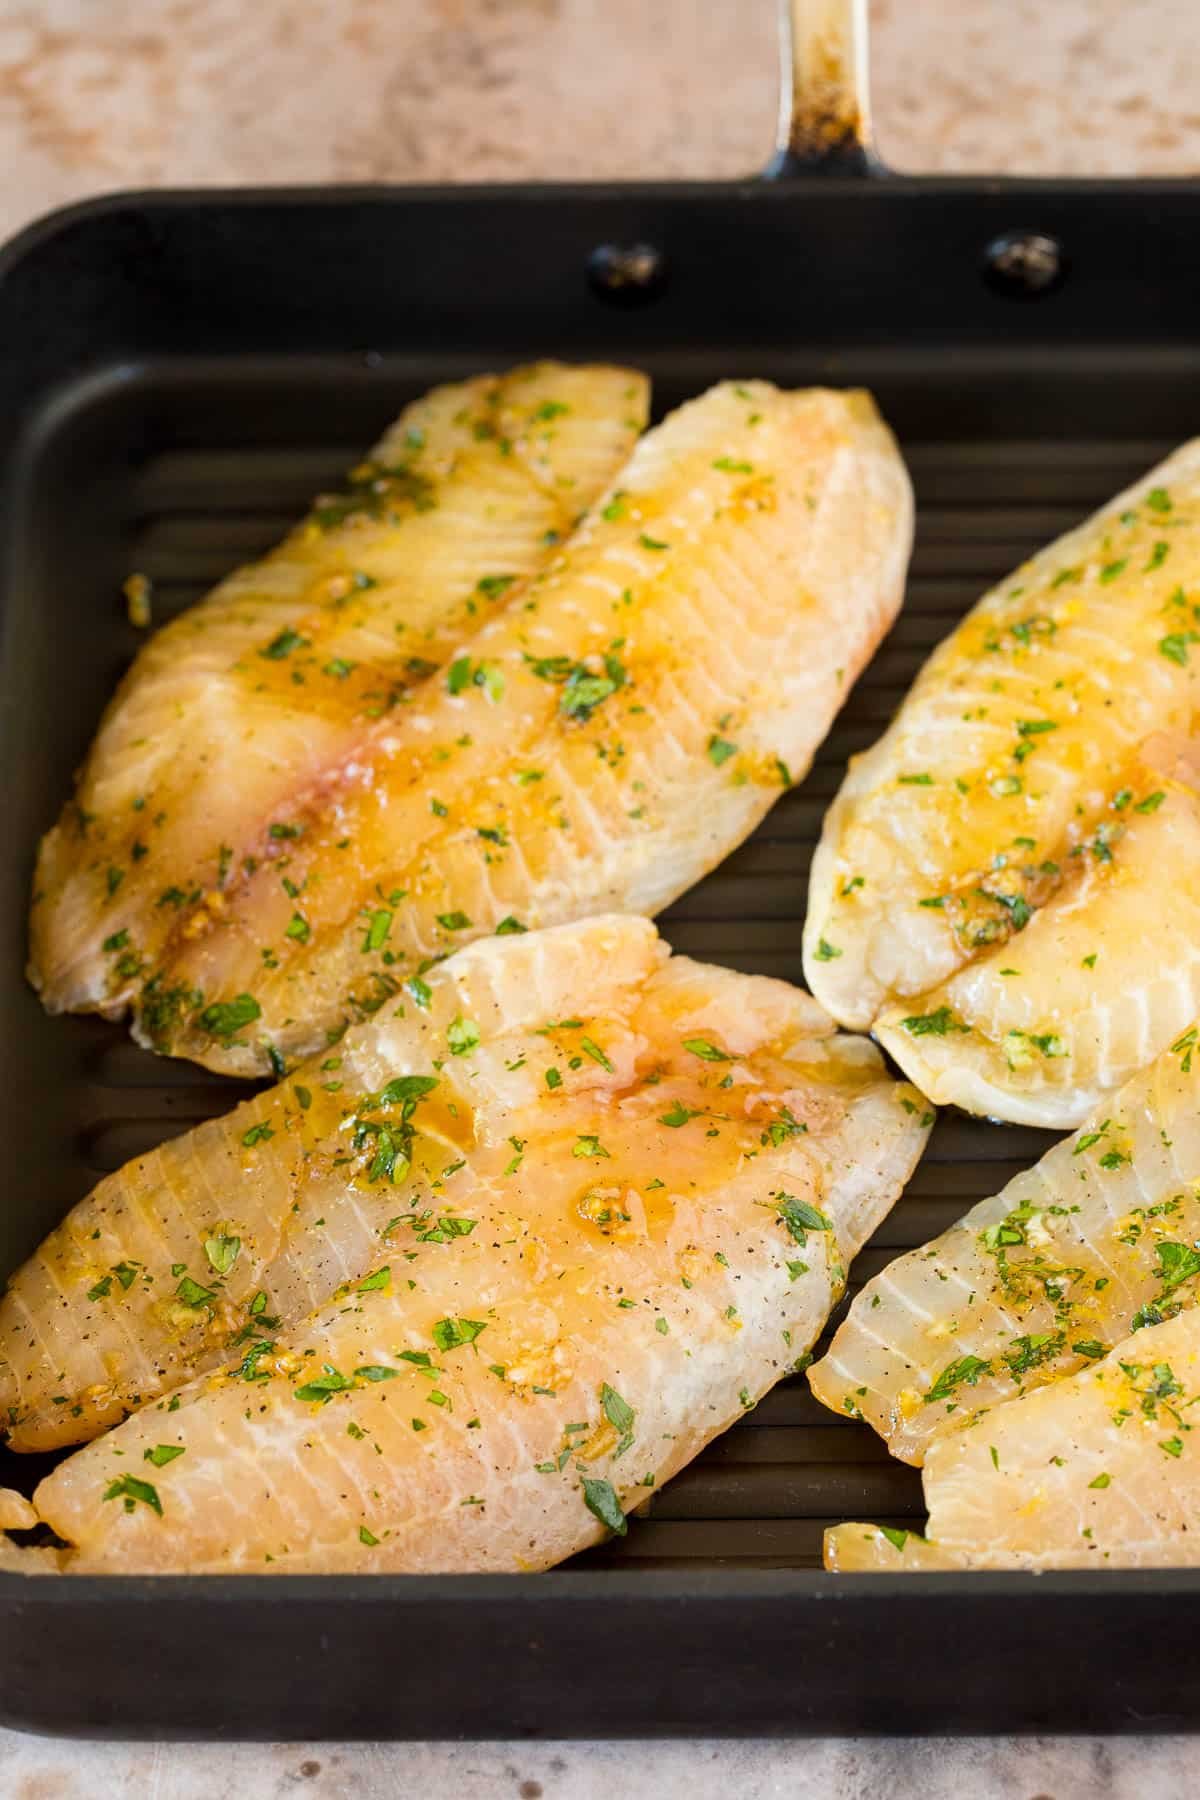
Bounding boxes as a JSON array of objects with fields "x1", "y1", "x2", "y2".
[
  {"x1": 0, "y1": 0, "x2": 1198, "y2": 1790},
  {"x1": 0, "y1": 0, "x2": 1199, "y2": 243}
]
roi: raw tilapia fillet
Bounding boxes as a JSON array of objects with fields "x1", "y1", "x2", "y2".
[
  {"x1": 102, "y1": 380, "x2": 909, "y2": 1076},
  {"x1": 804, "y1": 439, "x2": 1200, "y2": 1127},
  {"x1": 809, "y1": 1025, "x2": 1200, "y2": 1465},
  {"x1": 826, "y1": 1306, "x2": 1200, "y2": 1571},
  {"x1": 0, "y1": 916, "x2": 931, "y2": 1573},
  {"x1": 31, "y1": 362, "x2": 648, "y2": 1018}
]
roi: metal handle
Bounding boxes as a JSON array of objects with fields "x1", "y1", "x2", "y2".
[{"x1": 765, "y1": 0, "x2": 878, "y2": 178}]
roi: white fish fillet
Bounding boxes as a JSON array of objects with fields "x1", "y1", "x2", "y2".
[
  {"x1": 809, "y1": 1023, "x2": 1200, "y2": 1464},
  {"x1": 0, "y1": 916, "x2": 931, "y2": 1573},
  {"x1": 50, "y1": 380, "x2": 910, "y2": 1077},
  {"x1": 827, "y1": 1306, "x2": 1200, "y2": 1571},
  {"x1": 804, "y1": 440, "x2": 1200, "y2": 1127},
  {"x1": 31, "y1": 363, "x2": 648, "y2": 1019}
]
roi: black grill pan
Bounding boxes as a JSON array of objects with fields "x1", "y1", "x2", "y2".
[{"x1": 2, "y1": 0, "x2": 1200, "y2": 1739}]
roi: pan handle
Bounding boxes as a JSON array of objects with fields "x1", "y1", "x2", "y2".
[{"x1": 764, "y1": 0, "x2": 880, "y2": 178}]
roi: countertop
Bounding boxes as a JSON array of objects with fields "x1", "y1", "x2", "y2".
[{"x1": 0, "y1": 0, "x2": 1198, "y2": 1792}]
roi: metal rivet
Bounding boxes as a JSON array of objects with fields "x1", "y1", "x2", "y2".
[
  {"x1": 983, "y1": 230, "x2": 1066, "y2": 298},
  {"x1": 587, "y1": 243, "x2": 667, "y2": 304}
]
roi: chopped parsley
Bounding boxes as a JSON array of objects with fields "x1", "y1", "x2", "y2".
[
  {"x1": 432, "y1": 1317, "x2": 488, "y2": 1353},
  {"x1": 447, "y1": 1016, "x2": 480, "y2": 1056},
  {"x1": 900, "y1": 1007, "x2": 968, "y2": 1038},
  {"x1": 925, "y1": 1355, "x2": 991, "y2": 1404},
  {"x1": 581, "y1": 1476, "x2": 627, "y2": 1537},
  {"x1": 260, "y1": 626, "x2": 308, "y2": 660},
  {"x1": 198, "y1": 993, "x2": 261, "y2": 1042},
  {"x1": 204, "y1": 1233, "x2": 241, "y2": 1274},
  {"x1": 144, "y1": 1445, "x2": 185, "y2": 1468},
  {"x1": 682, "y1": 1037, "x2": 731, "y2": 1062},
  {"x1": 600, "y1": 1383, "x2": 636, "y2": 1457},
  {"x1": 103, "y1": 1474, "x2": 162, "y2": 1516}
]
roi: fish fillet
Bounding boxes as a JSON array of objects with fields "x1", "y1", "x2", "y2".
[
  {"x1": 31, "y1": 362, "x2": 648, "y2": 1019},
  {"x1": 809, "y1": 1023, "x2": 1200, "y2": 1465},
  {"x1": 804, "y1": 440, "x2": 1200, "y2": 1127},
  {"x1": 72, "y1": 380, "x2": 910, "y2": 1077},
  {"x1": 0, "y1": 915, "x2": 931, "y2": 1573},
  {"x1": 826, "y1": 1306, "x2": 1200, "y2": 1570}
]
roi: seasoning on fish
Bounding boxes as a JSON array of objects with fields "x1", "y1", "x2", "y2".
[
  {"x1": 49, "y1": 380, "x2": 910, "y2": 1077},
  {"x1": 809, "y1": 1022, "x2": 1200, "y2": 1465},
  {"x1": 804, "y1": 440, "x2": 1200, "y2": 1127},
  {"x1": 0, "y1": 915, "x2": 931, "y2": 1572},
  {"x1": 31, "y1": 363, "x2": 648, "y2": 1022},
  {"x1": 826, "y1": 1305, "x2": 1200, "y2": 1571}
]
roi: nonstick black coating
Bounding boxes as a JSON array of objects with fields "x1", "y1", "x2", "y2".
[{"x1": 1, "y1": 184, "x2": 1200, "y2": 1736}]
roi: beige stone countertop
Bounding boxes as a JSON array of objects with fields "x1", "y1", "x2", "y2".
[{"x1": 1, "y1": 0, "x2": 1199, "y2": 1792}]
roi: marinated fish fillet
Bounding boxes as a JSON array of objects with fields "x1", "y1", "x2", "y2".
[
  {"x1": 31, "y1": 362, "x2": 648, "y2": 1018},
  {"x1": 4, "y1": 913, "x2": 665, "y2": 1449},
  {"x1": 826, "y1": 1306, "x2": 1200, "y2": 1571},
  {"x1": 809, "y1": 1024, "x2": 1200, "y2": 1465},
  {"x1": 100, "y1": 380, "x2": 909, "y2": 1077},
  {"x1": 0, "y1": 916, "x2": 931, "y2": 1573},
  {"x1": 804, "y1": 440, "x2": 1200, "y2": 1127}
]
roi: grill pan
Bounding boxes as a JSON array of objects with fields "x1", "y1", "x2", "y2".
[{"x1": 2, "y1": 0, "x2": 1200, "y2": 1739}]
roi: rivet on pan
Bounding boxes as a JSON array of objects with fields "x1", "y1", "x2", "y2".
[
  {"x1": 983, "y1": 230, "x2": 1066, "y2": 298},
  {"x1": 587, "y1": 243, "x2": 668, "y2": 305}
]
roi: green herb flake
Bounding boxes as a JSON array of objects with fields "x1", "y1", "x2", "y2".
[
  {"x1": 447, "y1": 1016, "x2": 481, "y2": 1057},
  {"x1": 925, "y1": 1355, "x2": 991, "y2": 1404},
  {"x1": 363, "y1": 909, "x2": 392, "y2": 953},
  {"x1": 294, "y1": 1366, "x2": 354, "y2": 1404},
  {"x1": 581, "y1": 1475, "x2": 627, "y2": 1537},
  {"x1": 198, "y1": 993, "x2": 262, "y2": 1042},
  {"x1": 682, "y1": 1037, "x2": 732, "y2": 1062},
  {"x1": 776, "y1": 1193, "x2": 832, "y2": 1245},
  {"x1": 405, "y1": 975, "x2": 433, "y2": 1010},
  {"x1": 573, "y1": 1134, "x2": 610, "y2": 1160},
  {"x1": 478, "y1": 573, "x2": 516, "y2": 600},
  {"x1": 203, "y1": 1233, "x2": 242, "y2": 1275},
  {"x1": 144, "y1": 1445, "x2": 185, "y2": 1468},
  {"x1": 900, "y1": 1007, "x2": 968, "y2": 1038},
  {"x1": 1159, "y1": 633, "x2": 1194, "y2": 667},
  {"x1": 431, "y1": 1317, "x2": 488, "y2": 1353},
  {"x1": 103, "y1": 1475, "x2": 163, "y2": 1516},
  {"x1": 601, "y1": 1382, "x2": 636, "y2": 1456}
]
